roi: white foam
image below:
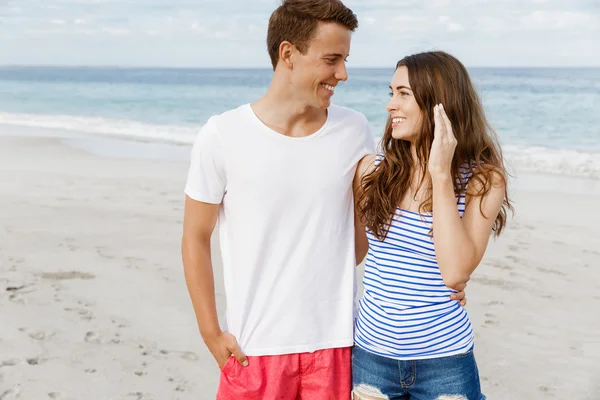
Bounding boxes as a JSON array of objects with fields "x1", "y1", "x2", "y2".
[
  {"x1": 2, "y1": 111, "x2": 599, "y2": 180},
  {"x1": 0, "y1": 111, "x2": 198, "y2": 145},
  {"x1": 504, "y1": 145, "x2": 600, "y2": 180}
]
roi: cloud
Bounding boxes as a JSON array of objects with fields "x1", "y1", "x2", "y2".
[
  {"x1": 521, "y1": 10, "x2": 599, "y2": 30},
  {"x1": 0, "y1": 0, "x2": 599, "y2": 66},
  {"x1": 439, "y1": 16, "x2": 466, "y2": 32},
  {"x1": 101, "y1": 27, "x2": 129, "y2": 36},
  {"x1": 447, "y1": 22, "x2": 465, "y2": 32}
]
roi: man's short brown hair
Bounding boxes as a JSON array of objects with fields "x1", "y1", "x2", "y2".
[{"x1": 267, "y1": 0, "x2": 358, "y2": 69}]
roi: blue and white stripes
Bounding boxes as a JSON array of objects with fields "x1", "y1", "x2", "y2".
[{"x1": 355, "y1": 160, "x2": 475, "y2": 360}]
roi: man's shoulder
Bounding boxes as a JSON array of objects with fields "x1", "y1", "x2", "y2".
[
  {"x1": 207, "y1": 104, "x2": 249, "y2": 127},
  {"x1": 328, "y1": 103, "x2": 368, "y2": 124},
  {"x1": 200, "y1": 104, "x2": 250, "y2": 139},
  {"x1": 327, "y1": 104, "x2": 369, "y2": 139}
]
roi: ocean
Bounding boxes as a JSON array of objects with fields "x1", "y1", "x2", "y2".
[{"x1": 1, "y1": 66, "x2": 599, "y2": 178}]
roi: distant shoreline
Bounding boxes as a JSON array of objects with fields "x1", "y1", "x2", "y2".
[{"x1": 1, "y1": 65, "x2": 600, "y2": 70}]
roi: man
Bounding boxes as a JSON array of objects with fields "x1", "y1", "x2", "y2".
[{"x1": 182, "y1": 1, "x2": 464, "y2": 398}]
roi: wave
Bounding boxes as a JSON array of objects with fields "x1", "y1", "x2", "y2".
[
  {"x1": 503, "y1": 145, "x2": 600, "y2": 180},
  {"x1": 0, "y1": 111, "x2": 198, "y2": 145},
  {"x1": 2, "y1": 111, "x2": 599, "y2": 179}
]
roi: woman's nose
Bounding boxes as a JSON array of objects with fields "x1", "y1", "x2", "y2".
[{"x1": 386, "y1": 98, "x2": 398, "y2": 114}]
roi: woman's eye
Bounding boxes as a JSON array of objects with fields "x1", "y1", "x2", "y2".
[
  {"x1": 388, "y1": 91, "x2": 394, "y2": 97},
  {"x1": 401, "y1": 91, "x2": 410, "y2": 96}
]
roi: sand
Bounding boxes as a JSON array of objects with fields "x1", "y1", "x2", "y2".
[{"x1": 0, "y1": 133, "x2": 598, "y2": 399}]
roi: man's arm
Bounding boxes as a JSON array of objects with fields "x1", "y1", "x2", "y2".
[{"x1": 181, "y1": 196, "x2": 247, "y2": 369}]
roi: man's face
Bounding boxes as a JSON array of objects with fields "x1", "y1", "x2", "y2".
[{"x1": 290, "y1": 21, "x2": 351, "y2": 109}]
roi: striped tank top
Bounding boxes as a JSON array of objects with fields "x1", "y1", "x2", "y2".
[{"x1": 354, "y1": 157, "x2": 475, "y2": 360}]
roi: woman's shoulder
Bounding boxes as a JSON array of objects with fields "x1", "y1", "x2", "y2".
[
  {"x1": 357, "y1": 153, "x2": 379, "y2": 178},
  {"x1": 464, "y1": 162, "x2": 507, "y2": 194}
]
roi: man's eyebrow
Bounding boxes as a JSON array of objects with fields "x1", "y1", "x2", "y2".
[
  {"x1": 389, "y1": 85, "x2": 413, "y2": 91},
  {"x1": 323, "y1": 53, "x2": 348, "y2": 58}
]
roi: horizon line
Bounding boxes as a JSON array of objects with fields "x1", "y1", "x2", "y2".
[{"x1": 1, "y1": 64, "x2": 599, "y2": 69}]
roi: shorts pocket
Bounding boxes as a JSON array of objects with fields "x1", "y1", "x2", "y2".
[{"x1": 221, "y1": 356, "x2": 236, "y2": 378}]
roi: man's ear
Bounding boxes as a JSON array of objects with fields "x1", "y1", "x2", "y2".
[{"x1": 279, "y1": 41, "x2": 294, "y2": 69}]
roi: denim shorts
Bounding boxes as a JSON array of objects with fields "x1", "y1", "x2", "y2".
[{"x1": 352, "y1": 345, "x2": 486, "y2": 400}]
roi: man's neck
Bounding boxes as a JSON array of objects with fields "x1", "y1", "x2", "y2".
[{"x1": 250, "y1": 76, "x2": 327, "y2": 138}]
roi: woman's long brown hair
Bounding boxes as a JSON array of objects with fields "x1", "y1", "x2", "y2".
[{"x1": 357, "y1": 51, "x2": 512, "y2": 240}]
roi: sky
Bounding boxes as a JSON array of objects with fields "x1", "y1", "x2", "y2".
[{"x1": 0, "y1": 0, "x2": 598, "y2": 67}]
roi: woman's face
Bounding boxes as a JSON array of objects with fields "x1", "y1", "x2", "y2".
[{"x1": 386, "y1": 66, "x2": 424, "y2": 141}]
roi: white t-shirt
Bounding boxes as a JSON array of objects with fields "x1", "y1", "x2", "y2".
[{"x1": 185, "y1": 103, "x2": 374, "y2": 356}]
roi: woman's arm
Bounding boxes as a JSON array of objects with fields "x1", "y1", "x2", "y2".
[
  {"x1": 353, "y1": 153, "x2": 377, "y2": 265},
  {"x1": 432, "y1": 171, "x2": 506, "y2": 289},
  {"x1": 429, "y1": 104, "x2": 506, "y2": 289}
]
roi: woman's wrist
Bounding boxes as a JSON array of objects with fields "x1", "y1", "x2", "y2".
[{"x1": 430, "y1": 172, "x2": 452, "y2": 185}]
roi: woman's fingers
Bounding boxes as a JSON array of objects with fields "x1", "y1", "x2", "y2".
[
  {"x1": 432, "y1": 105, "x2": 439, "y2": 137},
  {"x1": 439, "y1": 104, "x2": 455, "y2": 141}
]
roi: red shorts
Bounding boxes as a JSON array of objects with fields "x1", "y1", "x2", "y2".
[{"x1": 217, "y1": 347, "x2": 351, "y2": 400}]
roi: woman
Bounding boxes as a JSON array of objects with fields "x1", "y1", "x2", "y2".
[{"x1": 352, "y1": 51, "x2": 512, "y2": 400}]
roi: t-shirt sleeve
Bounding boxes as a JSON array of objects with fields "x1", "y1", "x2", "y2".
[{"x1": 184, "y1": 117, "x2": 227, "y2": 204}]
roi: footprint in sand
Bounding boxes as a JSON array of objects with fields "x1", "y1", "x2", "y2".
[
  {"x1": 27, "y1": 329, "x2": 55, "y2": 341},
  {"x1": 110, "y1": 318, "x2": 129, "y2": 329},
  {"x1": 471, "y1": 276, "x2": 518, "y2": 291},
  {"x1": 96, "y1": 247, "x2": 116, "y2": 260},
  {"x1": 163, "y1": 350, "x2": 199, "y2": 362},
  {"x1": 40, "y1": 272, "x2": 95, "y2": 281},
  {"x1": 26, "y1": 357, "x2": 41, "y2": 366},
  {"x1": 0, "y1": 384, "x2": 22, "y2": 400},
  {"x1": 1, "y1": 359, "x2": 19, "y2": 368},
  {"x1": 6, "y1": 284, "x2": 26, "y2": 292},
  {"x1": 59, "y1": 237, "x2": 80, "y2": 252},
  {"x1": 126, "y1": 392, "x2": 155, "y2": 400},
  {"x1": 7, "y1": 286, "x2": 34, "y2": 305},
  {"x1": 490, "y1": 261, "x2": 513, "y2": 271},
  {"x1": 7, "y1": 256, "x2": 24, "y2": 265},
  {"x1": 84, "y1": 331, "x2": 120, "y2": 345},
  {"x1": 538, "y1": 386, "x2": 556, "y2": 396},
  {"x1": 64, "y1": 307, "x2": 94, "y2": 321},
  {"x1": 47, "y1": 393, "x2": 77, "y2": 400},
  {"x1": 175, "y1": 380, "x2": 191, "y2": 392},
  {"x1": 535, "y1": 267, "x2": 566, "y2": 277},
  {"x1": 125, "y1": 256, "x2": 146, "y2": 270},
  {"x1": 505, "y1": 255, "x2": 521, "y2": 263}
]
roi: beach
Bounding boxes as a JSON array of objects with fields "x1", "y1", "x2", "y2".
[{"x1": 0, "y1": 132, "x2": 599, "y2": 400}]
